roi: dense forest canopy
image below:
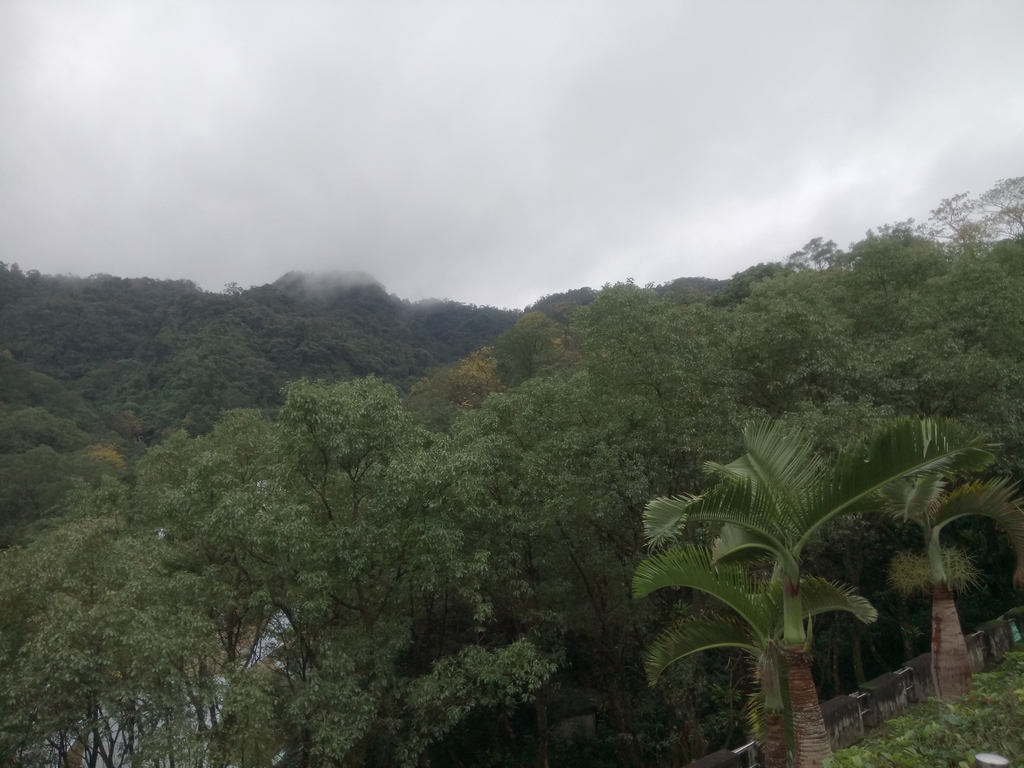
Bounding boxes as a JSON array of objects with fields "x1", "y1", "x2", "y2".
[{"x1": 0, "y1": 177, "x2": 1023, "y2": 767}]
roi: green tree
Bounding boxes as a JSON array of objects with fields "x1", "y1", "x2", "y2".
[
  {"x1": 785, "y1": 238, "x2": 846, "y2": 272},
  {"x1": 731, "y1": 271, "x2": 855, "y2": 414},
  {"x1": 643, "y1": 418, "x2": 990, "y2": 768},
  {"x1": 136, "y1": 379, "x2": 550, "y2": 767},
  {"x1": 633, "y1": 546, "x2": 877, "y2": 768},
  {"x1": 0, "y1": 486, "x2": 223, "y2": 767},
  {"x1": 405, "y1": 347, "x2": 502, "y2": 431},
  {"x1": 876, "y1": 476, "x2": 1024, "y2": 698},
  {"x1": 493, "y1": 311, "x2": 563, "y2": 384}
]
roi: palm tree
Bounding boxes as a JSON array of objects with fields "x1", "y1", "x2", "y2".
[
  {"x1": 633, "y1": 546, "x2": 878, "y2": 768},
  {"x1": 876, "y1": 476, "x2": 1024, "y2": 698},
  {"x1": 643, "y1": 418, "x2": 990, "y2": 768}
]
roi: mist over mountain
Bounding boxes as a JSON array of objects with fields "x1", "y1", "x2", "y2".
[{"x1": 273, "y1": 270, "x2": 384, "y2": 298}]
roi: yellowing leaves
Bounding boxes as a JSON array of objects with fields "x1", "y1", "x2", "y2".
[
  {"x1": 86, "y1": 444, "x2": 126, "y2": 469},
  {"x1": 445, "y1": 348, "x2": 502, "y2": 409}
]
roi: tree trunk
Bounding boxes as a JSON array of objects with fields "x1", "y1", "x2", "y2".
[
  {"x1": 501, "y1": 712, "x2": 521, "y2": 768},
  {"x1": 535, "y1": 687, "x2": 550, "y2": 768},
  {"x1": 931, "y1": 583, "x2": 972, "y2": 699},
  {"x1": 895, "y1": 590, "x2": 916, "y2": 662},
  {"x1": 850, "y1": 622, "x2": 866, "y2": 686},
  {"x1": 764, "y1": 711, "x2": 788, "y2": 768},
  {"x1": 784, "y1": 646, "x2": 832, "y2": 768}
]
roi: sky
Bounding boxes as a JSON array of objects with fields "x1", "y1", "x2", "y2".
[{"x1": 1, "y1": 2, "x2": 1022, "y2": 309}]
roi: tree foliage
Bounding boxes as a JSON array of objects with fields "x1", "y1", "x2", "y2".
[{"x1": 3, "y1": 176, "x2": 1024, "y2": 767}]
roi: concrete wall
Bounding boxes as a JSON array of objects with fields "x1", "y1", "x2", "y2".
[
  {"x1": 820, "y1": 695, "x2": 863, "y2": 751},
  {"x1": 901, "y1": 653, "x2": 934, "y2": 702},
  {"x1": 978, "y1": 619, "x2": 1015, "y2": 662},
  {"x1": 857, "y1": 671, "x2": 910, "y2": 727},
  {"x1": 966, "y1": 631, "x2": 988, "y2": 673},
  {"x1": 687, "y1": 749, "x2": 742, "y2": 768}
]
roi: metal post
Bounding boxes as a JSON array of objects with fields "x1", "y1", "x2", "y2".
[{"x1": 975, "y1": 753, "x2": 1009, "y2": 767}]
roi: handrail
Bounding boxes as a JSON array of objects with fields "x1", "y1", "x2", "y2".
[{"x1": 730, "y1": 740, "x2": 760, "y2": 768}]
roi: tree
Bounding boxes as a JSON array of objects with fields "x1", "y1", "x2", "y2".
[
  {"x1": 730, "y1": 270, "x2": 855, "y2": 414},
  {"x1": 137, "y1": 380, "x2": 551, "y2": 767},
  {"x1": 493, "y1": 312, "x2": 563, "y2": 384},
  {"x1": 927, "y1": 177, "x2": 1024, "y2": 246},
  {"x1": 785, "y1": 238, "x2": 846, "y2": 272},
  {"x1": 0, "y1": 486, "x2": 224, "y2": 767},
  {"x1": 455, "y1": 371, "x2": 651, "y2": 768},
  {"x1": 633, "y1": 546, "x2": 877, "y2": 768},
  {"x1": 876, "y1": 476, "x2": 1024, "y2": 698},
  {"x1": 976, "y1": 177, "x2": 1024, "y2": 242},
  {"x1": 405, "y1": 347, "x2": 502, "y2": 431},
  {"x1": 642, "y1": 418, "x2": 990, "y2": 768}
]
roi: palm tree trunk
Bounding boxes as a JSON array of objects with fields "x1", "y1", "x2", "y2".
[
  {"x1": 931, "y1": 583, "x2": 972, "y2": 699},
  {"x1": 784, "y1": 646, "x2": 832, "y2": 768},
  {"x1": 764, "y1": 711, "x2": 788, "y2": 768}
]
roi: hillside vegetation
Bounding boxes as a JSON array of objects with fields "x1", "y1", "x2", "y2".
[{"x1": 0, "y1": 177, "x2": 1022, "y2": 767}]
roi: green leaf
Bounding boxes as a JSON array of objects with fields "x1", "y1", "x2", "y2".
[{"x1": 645, "y1": 616, "x2": 759, "y2": 683}]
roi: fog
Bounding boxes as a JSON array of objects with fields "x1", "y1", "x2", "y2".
[{"x1": 1, "y1": 1, "x2": 1022, "y2": 307}]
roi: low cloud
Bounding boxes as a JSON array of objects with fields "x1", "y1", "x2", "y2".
[{"x1": 1, "y1": 1, "x2": 1022, "y2": 307}]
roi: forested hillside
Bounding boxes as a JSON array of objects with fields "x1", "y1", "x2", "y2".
[
  {"x1": 0, "y1": 178, "x2": 1022, "y2": 768},
  {"x1": 0, "y1": 269, "x2": 518, "y2": 433},
  {"x1": 0, "y1": 269, "x2": 521, "y2": 544}
]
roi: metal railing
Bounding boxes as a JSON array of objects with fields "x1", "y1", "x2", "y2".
[
  {"x1": 731, "y1": 740, "x2": 760, "y2": 768},
  {"x1": 893, "y1": 665, "x2": 915, "y2": 703},
  {"x1": 850, "y1": 690, "x2": 871, "y2": 723}
]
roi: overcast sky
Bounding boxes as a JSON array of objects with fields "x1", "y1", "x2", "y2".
[{"x1": 1, "y1": 2, "x2": 1022, "y2": 308}]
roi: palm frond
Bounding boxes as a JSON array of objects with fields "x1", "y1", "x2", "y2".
[
  {"x1": 746, "y1": 643, "x2": 790, "y2": 747},
  {"x1": 758, "y1": 642, "x2": 787, "y2": 710},
  {"x1": 633, "y1": 546, "x2": 773, "y2": 635},
  {"x1": 743, "y1": 420, "x2": 825, "y2": 496},
  {"x1": 707, "y1": 421, "x2": 824, "y2": 522},
  {"x1": 795, "y1": 417, "x2": 992, "y2": 547},
  {"x1": 711, "y1": 523, "x2": 778, "y2": 566},
  {"x1": 874, "y1": 475, "x2": 946, "y2": 524},
  {"x1": 799, "y1": 577, "x2": 877, "y2": 625},
  {"x1": 933, "y1": 478, "x2": 1024, "y2": 588},
  {"x1": 689, "y1": 479, "x2": 797, "y2": 546},
  {"x1": 643, "y1": 495, "x2": 698, "y2": 549},
  {"x1": 710, "y1": 421, "x2": 821, "y2": 489},
  {"x1": 645, "y1": 616, "x2": 759, "y2": 684}
]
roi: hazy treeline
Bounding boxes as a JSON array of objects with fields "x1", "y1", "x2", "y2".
[{"x1": 0, "y1": 179, "x2": 1023, "y2": 767}]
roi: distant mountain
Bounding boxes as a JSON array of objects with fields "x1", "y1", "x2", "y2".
[
  {"x1": 0, "y1": 263, "x2": 729, "y2": 438},
  {"x1": 0, "y1": 264, "x2": 518, "y2": 436}
]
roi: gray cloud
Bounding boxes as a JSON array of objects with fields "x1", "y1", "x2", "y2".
[{"x1": 1, "y1": 1, "x2": 1022, "y2": 308}]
